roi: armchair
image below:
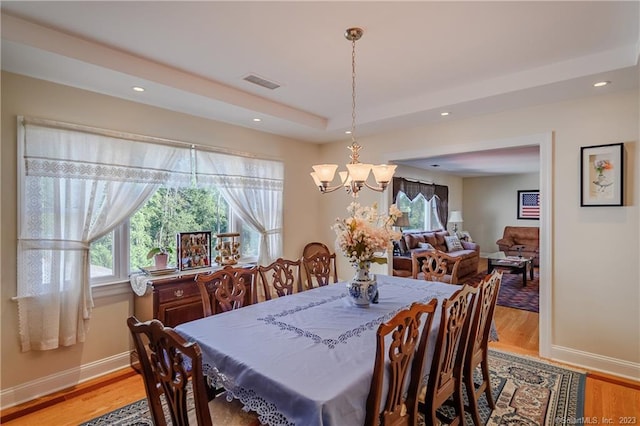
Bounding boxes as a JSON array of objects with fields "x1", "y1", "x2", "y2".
[{"x1": 496, "y1": 226, "x2": 539, "y2": 266}]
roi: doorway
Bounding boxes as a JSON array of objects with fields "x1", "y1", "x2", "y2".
[{"x1": 387, "y1": 132, "x2": 553, "y2": 358}]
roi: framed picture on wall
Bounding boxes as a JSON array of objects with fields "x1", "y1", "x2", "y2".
[
  {"x1": 580, "y1": 143, "x2": 624, "y2": 207},
  {"x1": 517, "y1": 190, "x2": 540, "y2": 220},
  {"x1": 177, "y1": 231, "x2": 212, "y2": 271}
]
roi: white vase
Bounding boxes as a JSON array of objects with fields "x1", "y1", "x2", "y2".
[{"x1": 346, "y1": 263, "x2": 378, "y2": 307}]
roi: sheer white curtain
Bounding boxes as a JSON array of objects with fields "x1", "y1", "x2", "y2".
[
  {"x1": 428, "y1": 195, "x2": 444, "y2": 230},
  {"x1": 196, "y1": 151, "x2": 284, "y2": 265},
  {"x1": 17, "y1": 118, "x2": 190, "y2": 351}
]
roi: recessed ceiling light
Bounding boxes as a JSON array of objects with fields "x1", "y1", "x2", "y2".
[
  {"x1": 253, "y1": 118, "x2": 262, "y2": 122},
  {"x1": 440, "y1": 112, "x2": 450, "y2": 116},
  {"x1": 132, "y1": 86, "x2": 145, "y2": 92},
  {"x1": 593, "y1": 81, "x2": 610, "y2": 87},
  {"x1": 345, "y1": 130, "x2": 352, "y2": 134}
]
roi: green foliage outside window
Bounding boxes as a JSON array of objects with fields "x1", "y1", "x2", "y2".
[
  {"x1": 90, "y1": 186, "x2": 231, "y2": 276},
  {"x1": 130, "y1": 187, "x2": 228, "y2": 269},
  {"x1": 396, "y1": 192, "x2": 427, "y2": 230}
]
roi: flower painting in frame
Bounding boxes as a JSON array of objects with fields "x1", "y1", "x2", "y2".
[{"x1": 580, "y1": 143, "x2": 624, "y2": 207}]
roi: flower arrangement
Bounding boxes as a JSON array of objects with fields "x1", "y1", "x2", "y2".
[
  {"x1": 332, "y1": 202, "x2": 402, "y2": 268},
  {"x1": 594, "y1": 159, "x2": 613, "y2": 176}
]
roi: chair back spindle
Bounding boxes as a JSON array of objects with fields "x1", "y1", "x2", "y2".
[
  {"x1": 303, "y1": 252, "x2": 338, "y2": 289},
  {"x1": 196, "y1": 266, "x2": 256, "y2": 316},
  {"x1": 258, "y1": 258, "x2": 302, "y2": 301},
  {"x1": 411, "y1": 250, "x2": 462, "y2": 284}
]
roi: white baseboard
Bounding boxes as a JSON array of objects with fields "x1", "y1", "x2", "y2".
[
  {"x1": 551, "y1": 344, "x2": 640, "y2": 381},
  {"x1": 0, "y1": 351, "x2": 131, "y2": 410}
]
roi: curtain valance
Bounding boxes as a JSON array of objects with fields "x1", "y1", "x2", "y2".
[{"x1": 392, "y1": 177, "x2": 449, "y2": 229}]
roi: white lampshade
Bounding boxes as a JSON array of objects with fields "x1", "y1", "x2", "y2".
[
  {"x1": 448, "y1": 210, "x2": 463, "y2": 223},
  {"x1": 346, "y1": 163, "x2": 372, "y2": 181},
  {"x1": 371, "y1": 164, "x2": 397, "y2": 183},
  {"x1": 312, "y1": 164, "x2": 338, "y2": 182},
  {"x1": 310, "y1": 172, "x2": 322, "y2": 187}
]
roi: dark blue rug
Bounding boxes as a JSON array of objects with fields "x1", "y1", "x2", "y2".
[{"x1": 465, "y1": 269, "x2": 539, "y2": 313}]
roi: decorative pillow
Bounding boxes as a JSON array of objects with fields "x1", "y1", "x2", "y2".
[
  {"x1": 418, "y1": 242, "x2": 435, "y2": 250},
  {"x1": 434, "y1": 231, "x2": 448, "y2": 250},
  {"x1": 444, "y1": 235, "x2": 464, "y2": 252}
]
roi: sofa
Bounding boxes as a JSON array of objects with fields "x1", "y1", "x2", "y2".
[
  {"x1": 496, "y1": 226, "x2": 539, "y2": 266},
  {"x1": 392, "y1": 229, "x2": 480, "y2": 282}
]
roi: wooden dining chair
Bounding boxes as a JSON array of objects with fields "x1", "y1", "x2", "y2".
[
  {"x1": 419, "y1": 284, "x2": 478, "y2": 425},
  {"x1": 195, "y1": 266, "x2": 256, "y2": 316},
  {"x1": 127, "y1": 316, "x2": 212, "y2": 426},
  {"x1": 302, "y1": 241, "x2": 331, "y2": 259},
  {"x1": 365, "y1": 300, "x2": 438, "y2": 426},
  {"x1": 257, "y1": 258, "x2": 302, "y2": 301},
  {"x1": 127, "y1": 316, "x2": 260, "y2": 426},
  {"x1": 411, "y1": 249, "x2": 462, "y2": 284},
  {"x1": 463, "y1": 271, "x2": 502, "y2": 425},
  {"x1": 302, "y1": 251, "x2": 338, "y2": 289}
]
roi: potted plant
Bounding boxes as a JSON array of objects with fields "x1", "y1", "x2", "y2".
[{"x1": 147, "y1": 246, "x2": 174, "y2": 269}]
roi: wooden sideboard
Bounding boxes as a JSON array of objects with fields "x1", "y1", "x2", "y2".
[
  {"x1": 134, "y1": 273, "x2": 204, "y2": 328},
  {"x1": 130, "y1": 265, "x2": 256, "y2": 371}
]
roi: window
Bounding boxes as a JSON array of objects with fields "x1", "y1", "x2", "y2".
[
  {"x1": 395, "y1": 191, "x2": 443, "y2": 231},
  {"x1": 90, "y1": 186, "x2": 260, "y2": 283},
  {"x1": 18, "y1": 117, "x2": 282, "y2": 351}
]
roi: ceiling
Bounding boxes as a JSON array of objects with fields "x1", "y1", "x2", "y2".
[{"x1": 1, "y1": 1, "x2": 638, "y2": 176}]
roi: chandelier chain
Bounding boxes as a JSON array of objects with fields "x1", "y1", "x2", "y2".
[
  {"x1": 351, "y1": 37, "x2": 357, "y2": 145},
  {"x1": 349, "y1": 34, "x2": 361, "y2": 164}
]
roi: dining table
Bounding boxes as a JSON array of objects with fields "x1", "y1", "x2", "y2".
[{"x1": 175, "y1": 274, "x2": 461, "y2": 426}]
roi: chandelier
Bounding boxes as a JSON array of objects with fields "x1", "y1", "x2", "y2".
[{"x1": 310, "y1": 27, "x2": 396, "y2": 198}]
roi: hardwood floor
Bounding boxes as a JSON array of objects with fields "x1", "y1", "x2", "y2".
[
  {"x1": 2, "y1": 266, "x2": 639, "y2": 424},
  {"x1": 1, "y1": 369, "x2": 146, "y2": 425}
]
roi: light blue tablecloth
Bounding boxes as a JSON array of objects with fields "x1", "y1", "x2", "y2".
[{"x1": 175, "y1": 275, "x2": 460, "y2": 426}]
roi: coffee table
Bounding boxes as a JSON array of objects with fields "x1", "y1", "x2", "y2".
[{"x1": 487, "y1": 255, "x2": 534, "y2": 286}]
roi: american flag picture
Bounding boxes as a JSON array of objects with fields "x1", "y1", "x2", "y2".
[{"x1": 518, "y1": 190, "x2": 540, "y2": 220}]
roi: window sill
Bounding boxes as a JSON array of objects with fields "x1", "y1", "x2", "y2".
[{"x1": 92, "y1": 280, "x2": 132, "y2": 298}]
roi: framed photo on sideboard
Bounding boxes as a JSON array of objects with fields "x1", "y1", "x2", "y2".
[{"x1": 177, "y1": 231, "x2": 212, "y2": 271}]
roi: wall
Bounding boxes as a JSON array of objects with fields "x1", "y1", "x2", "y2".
[
  {"x1": 1, "y1": 72, "x2": 638, "y2": 406},
  {"x1": 0, "y1": 72, "x2": 325, "y2": 406},
  {"x1": 318, "y1": 89, "x2": 639, "y2": 378},
  {"x1": 463, "y1": 173, "x2": 540, "y2": 255}
]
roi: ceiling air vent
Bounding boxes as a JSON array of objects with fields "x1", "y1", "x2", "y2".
[{"x1": 243, "y1": 74, "x2": 280, "y2": 90}]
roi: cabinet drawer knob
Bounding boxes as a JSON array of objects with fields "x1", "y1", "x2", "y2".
[{"x1": 174, "y1": 289, "x2": 184, "y2": 298}]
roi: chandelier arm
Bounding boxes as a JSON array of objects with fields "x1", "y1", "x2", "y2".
[
  {"x1": 319, "y1": 183, "x2": 348, "y2": 194},
  {"x1": 363, "y1": 181, "x2": 388, "y2": 192}
]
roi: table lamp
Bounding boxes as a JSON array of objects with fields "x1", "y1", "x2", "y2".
[
  {"x1": 394, "y1": 211, "x2": 410, "y2": 231},
  {"x1": 448, "y1": 210, "x2": 463, "y2": 235}
]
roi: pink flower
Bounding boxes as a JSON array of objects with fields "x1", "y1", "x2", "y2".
[{"x1": 332, "y1": 202, "x2": 402, "y2": 268}]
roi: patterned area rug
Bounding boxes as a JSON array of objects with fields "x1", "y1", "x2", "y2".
[
  {"x1": 80, "y1": 387, "x2": 260, "y2": 426},
  {"x1": 464, "y1": 269, "x2": 539, "y2": 312},
  {"x1": 425, "y1": 349, "x2": 585, "y2": 425},
  {"x1": 82, "y1": 350, "x2": 584, "y2": 426}
]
